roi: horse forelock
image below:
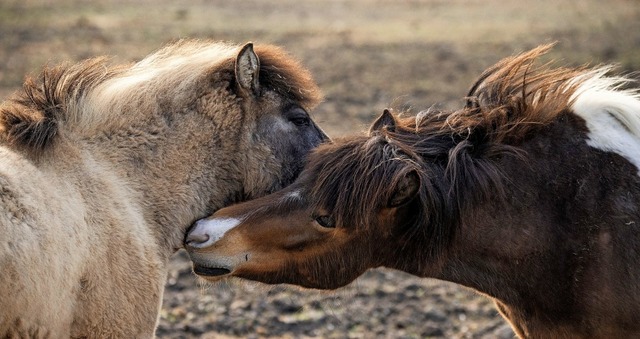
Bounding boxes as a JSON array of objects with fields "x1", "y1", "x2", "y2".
[
  {"x1": 308, "y1": 136, "x2": 392, "y2": 228},
  {"x1": 307, "y1": 135, "x2": 452, "y2": 254}
]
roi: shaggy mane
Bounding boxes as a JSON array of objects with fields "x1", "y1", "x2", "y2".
[
  {"x1": 0, "y1": 40, "x2": 321, "y2": 153},
  {"x1": 0, "y1": 58, "x2": 121, "y2": 151},
  {"x1": 307, "y1": 44, "x2": 640, "y2": 258}
]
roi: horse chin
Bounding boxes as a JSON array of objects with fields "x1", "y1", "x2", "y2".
[{"x1": 192, "y1": 265, "x2": 231, "y2": 277}]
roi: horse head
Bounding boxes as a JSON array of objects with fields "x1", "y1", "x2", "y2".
[{"x1": 185, "y1": 109, "x2": 427, "y2": 289}]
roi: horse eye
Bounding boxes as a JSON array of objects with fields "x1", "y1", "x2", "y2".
[
  {"x1": 315, "y1": 215, "x2": 335, "y2": 228},
  {"x1": 286, "y1": 107, "x2": 310, "y2": 127},
  {"x1": 290, "y1": 117, "x2": 310, "y2": 126}
]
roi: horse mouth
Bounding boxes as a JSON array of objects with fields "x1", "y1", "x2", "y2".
[{"x1": 193, "y1": 265, "x2": 231, "y2": 277}]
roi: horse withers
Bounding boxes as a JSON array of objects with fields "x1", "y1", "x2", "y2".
[
  {"x1": 0, "y1": 40, "x2": 326, "y2": 337},
  {"x1": 186, "y1": 45, "x2": 640, "y2": 338}
]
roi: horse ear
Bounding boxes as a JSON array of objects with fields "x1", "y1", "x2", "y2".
[
  {"x1": 369, "y1": 109, "x2": 396, "y2": 135},
  {"x1": 235, "y1": 42, "x2": 261, "y2": 96},
  {"x1": 388, "y1": 170, "x2": 420, "y2": 208}
]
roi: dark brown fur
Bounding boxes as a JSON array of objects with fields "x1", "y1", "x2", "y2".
[{"x1": 307, "y1": 45, "x2": 585, "y2": 258}]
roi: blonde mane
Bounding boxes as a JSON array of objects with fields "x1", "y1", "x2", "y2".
[
  {"x1": 0, "y1": 39, "x2": 321, "y2": 152},
  {"x1": 76, "y1": 41, "x2": 239, "y2": 132}
]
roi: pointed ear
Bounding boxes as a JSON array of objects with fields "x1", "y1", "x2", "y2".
[
  {"x1": 235, "y1": 42, "x2": 261, "y2": 96},
  {"x1": 369, "y1": 109, "x2": 396, "y2": 135},
  {"x1": 388, "y1": 170, "x2": 420, "y2": 207}
]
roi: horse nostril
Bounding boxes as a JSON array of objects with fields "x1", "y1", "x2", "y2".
[{"x1": 186, "y1": 233, "x2": 210, "y2": 247}]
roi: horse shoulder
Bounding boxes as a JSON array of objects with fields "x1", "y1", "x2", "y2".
[
  {"x1": 0, "y1": 145, "x2": 164, "y2": 337},
  {"x1": 63, "y1": 152, "x2": 166, "y2": 337},
  {"x1": 0, "y1": 148, "x2": 80, "y2": 336}
]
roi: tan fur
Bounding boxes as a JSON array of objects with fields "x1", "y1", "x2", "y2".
[{"x1": 0, "y1": 39, "x2": 323, "y2": 337}]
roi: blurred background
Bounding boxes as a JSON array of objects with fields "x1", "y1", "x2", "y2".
[{"x1": 1, "y1": 1, "x2": 639, "y2": 338}]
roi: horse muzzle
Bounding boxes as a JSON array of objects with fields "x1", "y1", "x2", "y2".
[
  {"x1": 192, "y1": 265, "x2": 231, "y2": 277},
  {"x1": 185, "y1": 246, "x2": 248, "y2": 280}
]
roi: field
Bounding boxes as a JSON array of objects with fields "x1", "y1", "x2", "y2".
[{"x1": 2, "y1": 0, "x2": 640, "y2": 338}]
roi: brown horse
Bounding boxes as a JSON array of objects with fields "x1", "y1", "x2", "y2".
[
  {"x1": 0, "y1": 40, "x2": 326, "y2": 337},
  {"x1": 186, "y1": 45, "x2": 640, "y2": 338}
]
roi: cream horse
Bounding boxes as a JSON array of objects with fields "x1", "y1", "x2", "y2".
[{"x1": 0, "y1": 40, "x2": 326, "y2": 338}]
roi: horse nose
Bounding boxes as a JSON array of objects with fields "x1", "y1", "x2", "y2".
[
  {"x1": 185, "y1": 220, "x2": 213, "y2": 248},
  {"x1": 317, "y1": 125, "x2": 330, "y2": 143},
  {"x1": 186, "y1": 232, "x2": 210, "y2": 247},
  {"x1": 185, "y1": 217, "x2": 243, "y2": 249}
]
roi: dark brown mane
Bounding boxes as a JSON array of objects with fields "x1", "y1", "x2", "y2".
[
  {"x1": 401, "y1": 44, "x2": 585, "y2": 150},
  {"x1": 308, "y1": 44, "x2": 594, "y2": 258}
]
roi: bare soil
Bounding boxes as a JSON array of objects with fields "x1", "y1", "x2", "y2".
[{"x1": 2, "y1": 1, "x2": 640, "y2": 337}]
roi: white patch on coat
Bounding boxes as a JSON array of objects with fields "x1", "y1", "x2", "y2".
[
  {"x1": 187, "y1": 217, "x2": 243, "y2": 248},
  {"x1": 570, "y1": 67, "x2": 640, "y2": 174}
]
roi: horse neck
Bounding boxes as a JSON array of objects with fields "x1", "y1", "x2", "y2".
[{"x1": 82, "y1": 110, "x2": 244, "y2": 255}]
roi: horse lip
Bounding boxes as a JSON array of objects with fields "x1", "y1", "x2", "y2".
[{"x1": 193, "y1": 265, "x2": 231, "y2": 277}]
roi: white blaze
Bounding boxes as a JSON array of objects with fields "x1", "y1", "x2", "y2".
[{"x1": 188, "y1": 217, "x2": 243, "y2": 248}]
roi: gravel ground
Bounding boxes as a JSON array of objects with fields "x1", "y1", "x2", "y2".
[{"x1": 157, "y1": 251, "x2": 515, "y2": 338}]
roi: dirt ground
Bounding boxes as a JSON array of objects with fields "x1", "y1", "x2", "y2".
[{"x1": 2, "y1": 1, "x2": 640, "y2": 338}]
